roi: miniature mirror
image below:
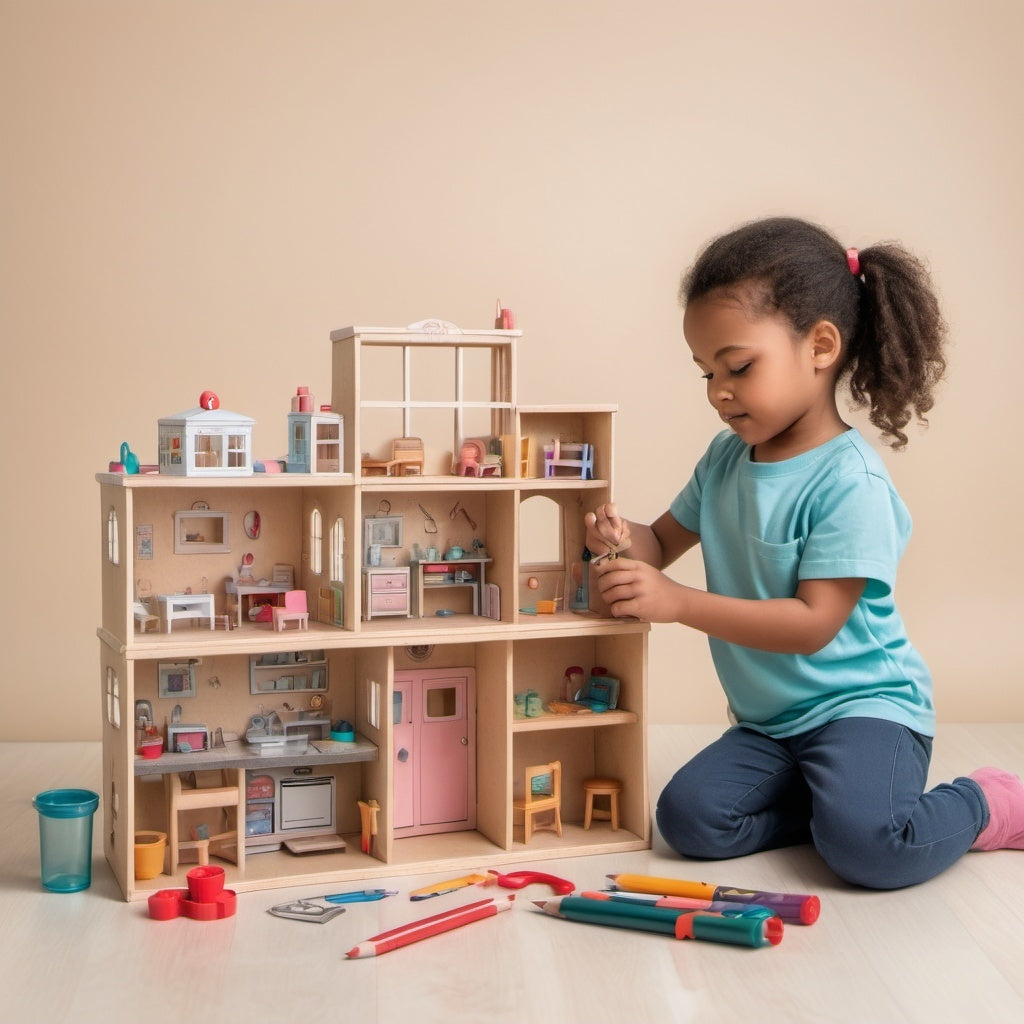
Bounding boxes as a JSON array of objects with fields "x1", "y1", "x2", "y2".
[{"x1": 519, "y1": 495, "x2": 562, "y2": 567}]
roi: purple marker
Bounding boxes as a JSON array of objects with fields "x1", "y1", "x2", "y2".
[{"x1": 607, "y1": 873, "x2": 820, "y2": 925}]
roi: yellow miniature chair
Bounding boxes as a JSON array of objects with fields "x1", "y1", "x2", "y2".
[
  {"x1": 165, "y1": 769, "x2": 246, "y2": 875},
  {"x1": 390, "y1": 436, "x2": 425, "y2": 475},
  {"x1": 272, "y1": 589, "x2": 309, "y2": 631},
  {"x1": 582, "y1": 776, "x2": 622, "y2": 830},
  {"x1": 513, "y1": 761, "x2": 562, "y2": 843}
]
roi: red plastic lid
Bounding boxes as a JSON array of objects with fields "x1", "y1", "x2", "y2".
[
  {"x1": 148, "y1": 888, "x2": 186, "y2": 920},
  {"x1": 800, "y1": 895, "x2": 821, "y2": 925}
]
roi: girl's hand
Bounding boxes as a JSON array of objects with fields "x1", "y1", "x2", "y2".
[
  {"x1": 592, "y1": 556, "x2": 687, "y2": 622},
  {"x1": 584, "y1": 503, "x2": 631, "y2": 561}
]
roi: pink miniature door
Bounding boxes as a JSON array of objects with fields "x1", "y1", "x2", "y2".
[{"x1": 393, "y1": 668, "x2": 476, "y2": 837}]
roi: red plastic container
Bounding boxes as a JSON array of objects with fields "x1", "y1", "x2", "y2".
[{"x1": 187, "y1": 865, "x2": 225, "y2": 902}]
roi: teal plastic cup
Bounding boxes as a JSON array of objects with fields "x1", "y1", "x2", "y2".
[{"x1": 32, "y1": 788, "x2": 100, "y2": 893}]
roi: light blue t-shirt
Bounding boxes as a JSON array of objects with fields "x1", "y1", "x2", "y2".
[{"x1": 670, "y1": 429, "x2": 934, "y2": 739}]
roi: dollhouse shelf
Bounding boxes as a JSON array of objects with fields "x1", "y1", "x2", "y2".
[
  {"x1": 133, "y1": 738, "x2": 378, "y2": 777},
  {"x1": 98, "y1": 324, "x2": 650, "y2": 901},
  {"x1": 512, "y1": 709, "x2": 639, "y2": 732}
]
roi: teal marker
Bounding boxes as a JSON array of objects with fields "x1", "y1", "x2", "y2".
[{"x1": 533, "y1": 896, "x2": 783, "y2": 947}]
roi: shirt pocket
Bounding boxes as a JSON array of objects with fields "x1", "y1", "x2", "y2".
[{"x1": 749, "y1": 535, "x2": 802, "y2": 597}]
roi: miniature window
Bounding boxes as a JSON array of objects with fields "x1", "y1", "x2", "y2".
[
  {"x1": 368, "y1": 678, "x2": 381, "y2": 729},
  {"x1": 173, "y1": 510, "x2": 229, "y2": 553},
  {"x1": 227, "y1": 433, "x2": 247, "y2": 469},
  {"x1": 364, "y1": 514, "x2": 403, "y2": 550},
  {"x1": 358, "y1": 335, "x2": 513, "y2": 462},
  {"x1": 310, "y1": 507, "x2": 323, "y2": 575},
  {"x1": 425, "y1": 685, "x2": 459, "y2": 720},
  {"x1": 330, "y1": 516, "x2": 344, "y2": 582},
  {"x1": 105, "y1": 665, "x2": 120, "y2": 728},
  {"x1": 107, "y1": 508, "x2": 119, "y2": 565},
  {"x1": 519, "y1": 495, "x2": 562, "y2": 567}
]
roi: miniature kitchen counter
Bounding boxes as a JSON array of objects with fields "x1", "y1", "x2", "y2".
[{"x1": 132, "y1": 736, "x2": 378, "y2": 777}]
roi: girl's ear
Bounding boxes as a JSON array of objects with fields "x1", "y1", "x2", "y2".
[{"x1": 809, "y1": 320, "x2": 843, "y2": 370}]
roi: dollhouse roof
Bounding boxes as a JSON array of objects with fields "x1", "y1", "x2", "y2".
[{"x1": 158, "y1": 406, "x2": 255, "y2": 425}]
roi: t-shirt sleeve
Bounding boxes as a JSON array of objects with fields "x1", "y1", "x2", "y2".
[
  {"x1": 799, "y1": 470, "x2": 910, "y2": 592},
  {"x1": 669, "y1": 432, "x2": 729, "y2": 534}
]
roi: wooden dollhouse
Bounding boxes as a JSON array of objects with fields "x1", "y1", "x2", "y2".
[{"x1": 97, "y1": 324, "x2": 650, "y2": 901}]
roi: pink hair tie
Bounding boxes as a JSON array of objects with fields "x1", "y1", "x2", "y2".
[{"x1": 846, "y1": 247, "x2": 861, "y2": 276}]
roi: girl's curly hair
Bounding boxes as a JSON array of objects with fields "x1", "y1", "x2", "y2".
[{"x1": 680, "y1": 217, "x2": 947, "y2": 448}]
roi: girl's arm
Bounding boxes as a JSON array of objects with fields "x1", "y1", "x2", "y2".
[
  {"x1": 593, "y1": 560, "x2": 866, "y2": 656},
  {"x1": 585, "y1": 505, "x2": 700, "y2": 569},
  {"x1": 584, "y1": 505, "x2": 700, "y2": 618}
]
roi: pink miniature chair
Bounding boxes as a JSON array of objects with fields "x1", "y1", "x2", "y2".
[
  {"x1": 272, "y1": 590, "x2": 309, "y2": 631},
  {"x1": 454, "y1": 438, "x2": 501, "y2": 477}
]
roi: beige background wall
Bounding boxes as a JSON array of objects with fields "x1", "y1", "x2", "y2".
[{"x1": 2, "y1": 0, "x2": 1021, "y2": 741}]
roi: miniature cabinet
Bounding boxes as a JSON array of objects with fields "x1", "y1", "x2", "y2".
[
  {"x1": 286, "y1": 411, "x2": 344, "y2": 474},
  {"x1": 361, "y1": 567, "x2": 411, "y2": 620},
  {"x1": 97, "y1": 325, "x2": 650, "y2": 902}
]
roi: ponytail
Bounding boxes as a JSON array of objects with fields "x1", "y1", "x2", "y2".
[{"x1": 850, "y1": 244, "x2": 946, "y2": 448}]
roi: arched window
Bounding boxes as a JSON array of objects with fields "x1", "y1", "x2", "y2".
[
  {"x1": 107, "y1": 508, "x2": 120, "y2": 565},
  {"x1": 310, "y1": 508, "x2": 323, "y2": 575},
  {"x1": 330, "y1": 516, "x2": 345, "y2": 583},
  {"x1": 105, "y1": 665, "x2": 121, "y2": 728}
]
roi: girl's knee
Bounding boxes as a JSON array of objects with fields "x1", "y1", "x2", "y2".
[
  {"x1": 811, "y1": 822, "x2": 905, "y2": 889},
  {"x1": 656, "y1": 777, "x2": 734, "y2": 859}
]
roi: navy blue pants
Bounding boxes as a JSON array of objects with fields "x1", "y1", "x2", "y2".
[{"x1": 655, "y1": 718, "x2": 988, "y2": 889}]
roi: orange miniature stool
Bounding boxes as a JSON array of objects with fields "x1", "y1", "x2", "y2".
[{"x1": 582, "y1": 776, "x2": 622, "y2": 831}]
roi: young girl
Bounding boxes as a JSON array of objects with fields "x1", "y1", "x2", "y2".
[{"x1": 585, "y1": 216, "x2": 1023, "y2": 889}]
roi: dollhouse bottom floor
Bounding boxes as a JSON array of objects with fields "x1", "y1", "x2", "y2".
[
  {"x1": 137, "y1": 819, "x2": 649, "y2": 897},
  {"x1": 5, "y1": 723, "x2": 1023, "y2": 1024}
]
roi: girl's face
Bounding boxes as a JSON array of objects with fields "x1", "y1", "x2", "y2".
[{"x1": 683, "y1": 289, "x2": 845, "y2": 462}]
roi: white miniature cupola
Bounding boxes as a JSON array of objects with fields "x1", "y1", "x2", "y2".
[{"x1": 157, "y1": 390, "x2": 255, "y2": 476}]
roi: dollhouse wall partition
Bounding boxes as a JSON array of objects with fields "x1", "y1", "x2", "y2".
[{"x1": 97, "y1": 324, "x2": 650, "y2": 901}]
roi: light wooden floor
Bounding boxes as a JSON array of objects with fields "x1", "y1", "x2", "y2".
[{"x1": 3, "y1": 725, "x2": 1022, "y2": 1024}]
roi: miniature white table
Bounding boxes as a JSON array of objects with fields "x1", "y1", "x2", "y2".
[
  {"x1": 224, "y1": 580, "x2": 290, "y2": 627},
  {"x1": 410, "y1": 558, "x2": 491, "y2": 617},
  {"x1": 157, "y1": 592, "x2": 216, "y2": 632}
]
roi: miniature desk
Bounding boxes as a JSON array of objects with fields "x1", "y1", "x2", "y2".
[
  {"x1": 224, "y1": 581, "x2": 290, "y2": 627},
  {"x1": 157, "y1": 593, "x2": 215, "y2": 633},
  {"x1": 411, "y1": 558, "x2": 491, "y2": 617}
]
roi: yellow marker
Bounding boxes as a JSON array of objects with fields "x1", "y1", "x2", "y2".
[{"x1": 409, "y1": 873, "x2": 489, "y2": 900}]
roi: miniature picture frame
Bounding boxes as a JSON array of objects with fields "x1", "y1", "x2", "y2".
[
  {"x1": 158, "y1": 660, "x2": 196, "y2": 699},
  {"x1": 364, "y1": 514, "x2": 403, "y2": 549}
]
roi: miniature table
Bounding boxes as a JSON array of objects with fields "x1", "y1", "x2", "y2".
[
  {"x1": 157, "y1": 592, "x2": 216, "y2": 632},
  {"x1": 224, "y1": 580, "x2": 290, "y2": 627},
  {"x1": 410, "y1": 558, "x2": 491, "y2": 617}
]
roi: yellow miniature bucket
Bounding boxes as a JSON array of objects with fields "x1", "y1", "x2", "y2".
[{"x1": 133, "y1": 830, "x2": 167, "y2": 879}]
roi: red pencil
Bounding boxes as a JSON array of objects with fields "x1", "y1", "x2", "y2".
[{"x1": 345, "y1": 895, "x2": 515, "y2": 958}]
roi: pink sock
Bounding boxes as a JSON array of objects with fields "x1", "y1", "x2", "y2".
[{"x1": 970, "y1": 768, "x2": 1024, "y2": 851}]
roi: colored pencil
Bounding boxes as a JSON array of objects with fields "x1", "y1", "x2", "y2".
[
  {"x1": 581, "y1": 890, "x2": 777, "y2": 919},
  {"x1": 345, "y1": 895, "x2": 514, "y2": 959}
]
